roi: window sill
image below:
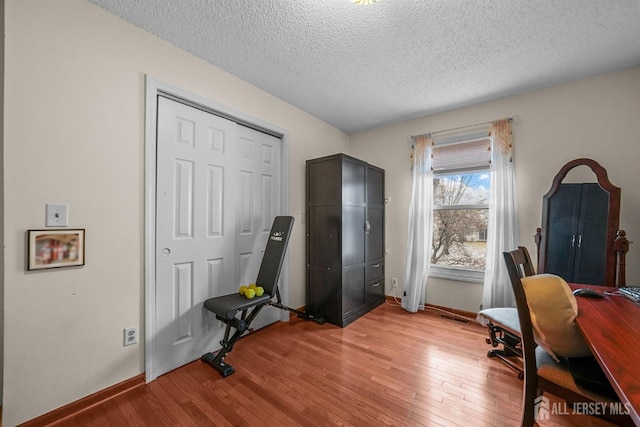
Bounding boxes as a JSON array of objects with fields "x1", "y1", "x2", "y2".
[{"x1": 429, "y1": 265, "x2": 484, "y2": 284}]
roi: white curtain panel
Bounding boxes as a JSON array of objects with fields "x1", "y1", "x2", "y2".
[
  {"x1": 482, "y1": 120, "x2": 520, "y2": 309},
  {"x1": 402, "y1": 136, "x2": 434, "y2": 313}
]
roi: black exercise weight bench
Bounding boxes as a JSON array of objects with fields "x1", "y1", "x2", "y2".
[{"x1": 201, "y1": 216, "x2": 324, "y2": 377}]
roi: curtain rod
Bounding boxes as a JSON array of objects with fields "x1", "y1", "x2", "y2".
[{"x1": 409, "y1": 115, "x2": 519, "y2": 140}]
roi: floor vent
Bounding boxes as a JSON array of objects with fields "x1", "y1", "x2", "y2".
[{"x1": 440, "y1": 314, "x2": 470, "y2": 323}]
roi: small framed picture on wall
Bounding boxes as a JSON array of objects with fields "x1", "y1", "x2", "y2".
[{"x1": 27, "y1": 229, "x2": 85, "y2": 270}]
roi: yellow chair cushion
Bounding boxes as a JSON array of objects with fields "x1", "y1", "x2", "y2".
[{"x1": 521, "y1": 274, "x2": 592, "y2": 361}]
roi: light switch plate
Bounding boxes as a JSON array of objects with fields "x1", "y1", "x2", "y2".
[{"x1": 46, "y1": 203, "x2": 68, "y2": 227}]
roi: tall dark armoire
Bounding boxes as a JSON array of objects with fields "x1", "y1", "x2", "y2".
[
  {"x1": 543, "y1": 183, "x2": 609, "y2": 284},
  {"x1": 306, "y1": 154, "x2": 385, "y2": 327},
  {"x1": 537, "y1": 158, "x2": 629, "y2": 286}
]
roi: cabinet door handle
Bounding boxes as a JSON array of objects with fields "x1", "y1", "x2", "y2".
[
  {"x1": 365, "y1": 220, "x2": 371, "y2": 233},
  {"x1": 372, "y1": 263, "x2": 381, "y2": 268},
  {"x1": 571, "y1": 234, "x2": 575, "y2": 247},
  {"x1": 578, "y1": 235, "x2": 582, "y2": 248},
  {"x1": 372, "y1": 282, "x2": 381, "y2": 287}
]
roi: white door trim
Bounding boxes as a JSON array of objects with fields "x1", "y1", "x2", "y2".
[{"x1": 144, "y1": 76, "x2": 290, "y2": 382}]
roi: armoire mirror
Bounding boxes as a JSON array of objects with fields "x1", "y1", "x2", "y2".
[{"x1": 535, "y1": 158, "x2": 629, "y2": 286}]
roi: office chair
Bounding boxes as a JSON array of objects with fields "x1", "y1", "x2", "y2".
[
  {"x1": 477, "y1": 246, "x2": 535, "y2": 378},
  {"x1": 201, "y1": 216, "x2": 323, "y2": 377},
  {"x1": 503, "y1": 248, "x2": 632, "y2": 427}
]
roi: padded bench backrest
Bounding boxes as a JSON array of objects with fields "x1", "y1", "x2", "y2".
[{"x1": 256, "y1": 216, "x2": 295, "y2": 297}]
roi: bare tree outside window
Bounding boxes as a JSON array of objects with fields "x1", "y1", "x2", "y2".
[{"x1": 432, "y1": 171, "x2": 489, "y2": 270}]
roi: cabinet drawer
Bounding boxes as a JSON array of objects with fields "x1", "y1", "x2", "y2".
[
  {"x1": 366, "y1": 278, "x2": 384, "y2": 305},
  {"x1": 366, "y1": 261, "x2": 384, "y2": 282}
]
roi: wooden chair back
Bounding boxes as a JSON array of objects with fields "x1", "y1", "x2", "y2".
[
  {"x1": 509, "y1": 246, "x2": 536, "y2": 278},
  {"x1": 503, "y1": 247, "x2": 541, "y2": 426},
  {"x1": 504, "y1": 247, "x2": 634, "y2": 426}
]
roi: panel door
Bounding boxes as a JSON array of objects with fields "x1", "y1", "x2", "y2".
[
  {"x1": 572, "y1": 184, "x2": 609, "y2": 284},
  {"x1": 155, "y1": 97, "x2": 281, "y2": 377},
  {"x1": 235, "y1": 125, "x2": 282, "y2": 330},
  {"x1": 155, "y1": 97, "x2": 237, "y2": 377},
  {"x1": 341, "y1": 157, "x2": 366, "y2": 321},
  {"x1": 343, "y1": 267, "x2": 366, "y2": 321},
  {"x1": 366, "y1": 165, "x2": 385, "y2": 263},
  {"x1": 342, "y1": 157, "x2": 366, "y2": 268},
  {"x1": 545, "y1": 184, "x2": 581, "y2": 281}
]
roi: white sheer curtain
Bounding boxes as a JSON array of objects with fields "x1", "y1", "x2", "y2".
[
  {"x1": 482, "y1": 119, "x2": 520, "y2": 309},
  {"x1": 402, "y1": 135, "x2": 434, "y2": 313}
]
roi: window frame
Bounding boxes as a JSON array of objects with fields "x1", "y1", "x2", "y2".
[{"x1": 429, "y1": 160, "x2": 491, "y2": 284}]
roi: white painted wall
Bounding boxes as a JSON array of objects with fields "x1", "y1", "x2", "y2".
[
  {"x1": 4, "y1": 0, "x2": 640, "y2": 425},
  {"x1": 351, "y1": 66, "x2": 640, "y2": 313},
  {"x1": 2, "y1": 1, "x2": 349, "y2": 425},
  {"x1": 0, "y1": 0, "x2": 5, "y2": 406}
]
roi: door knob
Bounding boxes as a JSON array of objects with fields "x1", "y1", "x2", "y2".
[{"x1": 161, "y1": 248, "x2": 171, "y2": 256}]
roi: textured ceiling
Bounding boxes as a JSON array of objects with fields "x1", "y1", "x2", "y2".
[{"x1": 88, "y1": 0, "x2": 640, "y2": 134}]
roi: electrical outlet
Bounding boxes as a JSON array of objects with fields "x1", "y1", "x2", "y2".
[
  {"x1": 124, "y1": 326, "x2": 138, "y2": 346},
  {"x1": 391, "y1": 277, "x2": 398, "y2": 288}
]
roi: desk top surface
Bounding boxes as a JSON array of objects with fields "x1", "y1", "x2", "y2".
[{"x1": 572, "y1": 284, "x2": 640, "y2": 425}]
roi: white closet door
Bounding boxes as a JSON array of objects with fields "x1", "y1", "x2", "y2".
[{"x1": 154, "y1": 97, "x2": 281, "y2": 376}]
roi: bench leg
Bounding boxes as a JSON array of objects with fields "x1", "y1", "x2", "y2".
[
  {"x1": 201, "y1": 305, "x2": 264, "y2": 377},
  {"x1": 201, "y1": 350, "x2": 235, "y2": 377}
]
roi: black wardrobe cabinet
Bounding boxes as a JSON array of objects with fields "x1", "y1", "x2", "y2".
[{"x1": 305, "y1": 154, "x2": 385, "y2": 327}]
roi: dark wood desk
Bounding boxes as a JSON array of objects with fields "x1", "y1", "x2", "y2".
[{"x1": 572, "y1": 284, "x2": 640, "y2": 425}]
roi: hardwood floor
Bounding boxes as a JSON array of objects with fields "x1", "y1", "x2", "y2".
[{"x1": 48, "y1": 302, "x2": 619, "y2": 426}]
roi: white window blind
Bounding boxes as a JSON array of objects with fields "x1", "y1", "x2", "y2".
[{"x1": 432, "y1": 138, "x2": 491, "y2": 171}]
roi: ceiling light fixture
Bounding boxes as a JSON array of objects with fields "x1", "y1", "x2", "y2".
[{"x1": 351, "y1": 0, "x2": 378, "y2": 5}]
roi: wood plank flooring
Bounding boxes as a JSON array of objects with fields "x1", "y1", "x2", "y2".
[{"x1": 49, "y1": 302, "x2": 619, "y2": 426}]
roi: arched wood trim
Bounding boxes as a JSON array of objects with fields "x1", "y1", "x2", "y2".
[{"x1": 538, "y1": 158, "x2": 622, "y2": 286}]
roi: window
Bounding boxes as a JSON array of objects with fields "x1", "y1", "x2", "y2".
[{"x1": 429, "y1": 135, "x2": 491, "y2": 283}]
